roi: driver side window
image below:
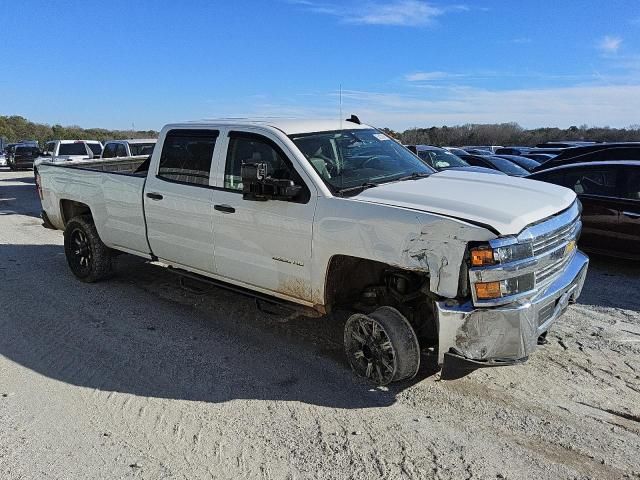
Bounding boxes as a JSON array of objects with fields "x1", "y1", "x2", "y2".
[{"x1": 224, "y1": 134, "x2": 295, "y2": 191}]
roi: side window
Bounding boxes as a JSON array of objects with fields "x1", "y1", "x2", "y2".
[
  {"x1": 224, "y1": 132, "x2": 309, "y2": 202},
  {"x1": 622, "y1": 168, "x2": 640, "y2": 200},
  {"x1": 115, "y1": 144, "x2": 127, "y2": 157},
  {"x1": 44, "y1": 142, "x2": 55, "y2": 155},
  {"x1": 102, "y1": 144, "x2": 115, "y2": 158},
  {"x1": 565, "y1": 168, "x2": 617, "y2": 196},
  {"x1": 157, "y1": 129, "x2": 218, "y2": 186}
]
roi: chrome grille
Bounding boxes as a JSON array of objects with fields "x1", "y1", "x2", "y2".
[
  {"x1": 532, "y1": 213, "x2": 581, "y2": 287},
  {"x1": 532, "y1": 220, "x2": 578, "y2": 256}
]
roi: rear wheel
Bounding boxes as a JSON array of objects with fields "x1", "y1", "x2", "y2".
[
  {"x1": 64, "y1": 216, "x2": 113, "y2": 282},
  {"x1": 344, "y1": 306, "x2": 420, "y2": 385}
]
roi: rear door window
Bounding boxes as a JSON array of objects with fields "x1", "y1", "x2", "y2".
[
  {"x1": 115, "y1": 144, "x2": 127, "y2": 157},
  {"x1": 102, "y1": 143, "x2": 116, "y2": 158},
  {"x1": 157, "y1": 129, "x2": 218, "y2": 186},
  {"x1": 565, "y1": 167, "x2": 618, "y2": 197}
]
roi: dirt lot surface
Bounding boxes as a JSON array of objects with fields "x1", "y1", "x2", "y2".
[{"x1": 1, "y1": 169, "x2": 639, "y2": 480}]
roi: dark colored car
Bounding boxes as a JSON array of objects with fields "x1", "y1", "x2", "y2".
[
  {"x1": 459, "y1": 154, "x2": 530, "y2": 176},
  {"x1": 536, "y1": 141, "x2": 596, "y2": 148},
  {"x1": 411, "y1": 146, "x2": 505, "y2": 175},
  {"x1": 494, "y1": 147, "x2": 531, "y2": 155},
  {"x1": 531, "y1": 143, "x2": 640, "y2": 172},
  {"x1": 528, "y1": 161, "x2": 640, "y2": 259},
  {"x1": 522, "y1": 153, "x2": 555, "y2": 163},
  {"x1": 494, "y1": 154, "x2": 541, "y2": 172},
  {"x1": 10, "y1": 144, "x2": 40, "y2": 170}
]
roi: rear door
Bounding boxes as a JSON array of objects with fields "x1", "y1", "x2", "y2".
[
  {"x1": 617, "y1": 165, "x2": 640, "y2": 258},
  {"x1": 144, "y1": 129, "x2": 219, "y2": 273},
  {"x1": 563, "y1": 165, "x2": 622, "y2": 254},
  {"x1": 210, "y1": 129, "x2": 316, "y2": 302}
]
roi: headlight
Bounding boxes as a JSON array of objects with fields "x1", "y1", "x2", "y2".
[
  {"x1": 475, "y1": 273, "x2": 535, "y2": 300},
  {"x1": 471, "y1": 241, "x2": 533, "y2": 267}
]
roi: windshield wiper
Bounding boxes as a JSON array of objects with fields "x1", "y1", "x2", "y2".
[
  {"x1": 335, "y1": 182, "x2": 379, "y2": 197},
  {"x1": 396, "y1": 172, "x2": 431, "y2": 182}
]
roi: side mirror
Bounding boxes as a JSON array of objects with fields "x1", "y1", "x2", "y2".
[{"x1": 241, "y1": 162, "x2": 302, "y2": 201}]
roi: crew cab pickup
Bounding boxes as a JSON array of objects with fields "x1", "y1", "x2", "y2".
[
  {"x1": 37, "y1": 119, "x2": 589, "y2": 384},
  {"x1": 34, "y1": 140, "x2": 96, "y2": 172}
]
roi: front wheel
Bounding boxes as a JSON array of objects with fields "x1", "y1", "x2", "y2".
[
  {"x1": 64, "y1": 216, "x2": 113, "y2": 282},
  {"x1": 344, "y1": 306, "x2": 420, "y2": 385}
]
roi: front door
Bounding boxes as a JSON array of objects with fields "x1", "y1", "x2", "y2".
[
  {"x1": 211, "y1": 131, "x2": 316, "y2": 302},
  {"x1": 144, "y1": 129, "x2": 219, "y2": 273}
]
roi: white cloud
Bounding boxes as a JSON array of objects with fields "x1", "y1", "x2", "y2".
[
  {"x1": 288, "y1": 0, "x2": 465, "y2": 27},
  {"x1": 405, "y1": 71, "x2": 454, "y2": 81},
  {"x1": 351, "y1": 1, "x2": 443, "y2": 26},
  {"x1": 598, "y1": 35, "x2": 622, "y2": 54}
]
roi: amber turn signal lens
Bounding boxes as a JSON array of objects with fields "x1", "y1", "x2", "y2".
[
  {"x1": 475, "y1": 281, "x2": 502, "y2": 299},
  {"x1": 471, "y1": 247, "x2": 495, "y2": 267}
]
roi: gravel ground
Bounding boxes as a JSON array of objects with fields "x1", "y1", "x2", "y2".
[{"x1": 0, "y1": 169, "x2": 639, "y2": 480}]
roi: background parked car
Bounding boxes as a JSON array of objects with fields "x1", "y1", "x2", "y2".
[
  {"x1": 9, "y1": 144, "x2": 40, "y2": 170},
  {"x1": 409, "y1": 145, "x2": 505, "y2": 175},
  {"x1": 458, "y1": 154, "x2": 530, "y2": 176},
  {"x1": 531, "y1": 143, "x2": 640, "y2": 172},
  {"x1": 462, "y1": 145, "x2": 502, "y2": 153},
  {"x1": 493, "y1": 154, "x2": 541, "y2": 172},
  {"x1": 522, "y1": 153, "x2": 556, "y2": 163},
  {"x1": 33, "y1": 140, "x2": 96, "y2": 173},
  {"x1": 528, "y1": 160, "x2": 640, "y2": 259},
  {"x1": 102, "y1": 139, "x2": 157, "y2": 158}
]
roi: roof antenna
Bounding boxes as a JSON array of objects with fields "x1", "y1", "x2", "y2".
[{"x1": 339, "y1": 84, "x2": 343, "y2": 131}]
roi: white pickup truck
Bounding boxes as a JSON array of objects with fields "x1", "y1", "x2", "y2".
[{"x1": 37, "y1": 118, "x2": 589, "y2": 384}]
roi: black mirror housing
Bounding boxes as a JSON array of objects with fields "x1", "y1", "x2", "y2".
[{"x1": 241, "y1": 162, "x2": 302, "y2": 201}]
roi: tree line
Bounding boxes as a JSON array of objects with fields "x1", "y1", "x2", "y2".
[
  {"x1": 3, "y1": 115, "x2": 640, "y2": 148},
  {"x1": 382, "y1": 122, "x2": 640, "y2": 146},
  {"x1": 0, "y1": 115, "x2": 158, "y2": 146}
]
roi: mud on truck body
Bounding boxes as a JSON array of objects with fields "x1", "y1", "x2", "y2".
[{"x1": 36, "y1": 118, "x2": 588, "y2": 385}]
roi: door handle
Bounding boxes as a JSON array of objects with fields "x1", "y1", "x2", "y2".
[
  {"x1": 214, "y1": 204, "x2": 236, "y2": 214},
  {"x1": 622, "y1": 211, "x2": 640, "y2": 219},
  {"x1": 146, "y1": 192, "x2": 163, "y2": 200}
]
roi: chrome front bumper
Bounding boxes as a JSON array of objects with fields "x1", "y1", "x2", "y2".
[{"x1": 436, "y1": 250, "x2": 589, "y2": 366}]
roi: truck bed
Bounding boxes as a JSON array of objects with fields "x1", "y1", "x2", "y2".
[
  {"x1": 62, "y1": 156, "x2": 149, "y2": 175},
  {"x1": 38, "y1": 156, "x2": 151, "y2": 255}
]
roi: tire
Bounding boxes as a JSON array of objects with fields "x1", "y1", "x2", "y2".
[
  {"x1": 344, "y1": 306, "x2": 420, "y2": 385},
  {"x1": 64, "y1": 216, "x2": 113, "y2": 282}
]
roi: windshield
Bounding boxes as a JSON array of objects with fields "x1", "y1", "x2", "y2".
[
  {"x1": 417, "y1": 149, "x2": 469, "y2": 170},
  {"x1": 129, "y1": 143, "x2": 155, "y2": 156},
  {"x1": 290, "y1": 129, "x2": 434, "y2": 193},
  {"x1": 59, "y1": 143, "x2": 89, "y2": 156},
  {"x1": 487, "y1": 156, "x2": 529, "y2": 176}
]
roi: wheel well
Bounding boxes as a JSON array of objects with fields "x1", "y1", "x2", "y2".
[
  {"x1": 324, "y1": 255, "x2": 437, "y2": 345},
  {"x1": 60, "y1": 200, "x2": 92, "y2": 225}
]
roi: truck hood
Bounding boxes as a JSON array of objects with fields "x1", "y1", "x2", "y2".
[{"x1": 352, "y1": 169, "x2": 576, "y2": 236}]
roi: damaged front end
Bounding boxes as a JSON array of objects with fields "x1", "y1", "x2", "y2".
[{"x1": 436, "y1": 201, "x2": 589, "y2": 378}]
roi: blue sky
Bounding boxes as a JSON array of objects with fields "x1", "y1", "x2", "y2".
[{"x1": 1, "y1": 0, "x2": 639, "y2": 130}]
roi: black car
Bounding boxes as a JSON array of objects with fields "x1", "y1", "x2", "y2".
[
  {"x1": 10, "y1": 144, "x2": 40, "y2": 170},
  {"x1": 531, "y1": 143, "x2": 640, "y2": 172},
  {"x1": 528, "y1": 161, "x2": 640, "y2": 259},
  {"x1": 459, "y1": 154, "x2": 529, "y2": 176},
  {"x1": 494, "y1": 154, "x2": 541, "y2": 172}
]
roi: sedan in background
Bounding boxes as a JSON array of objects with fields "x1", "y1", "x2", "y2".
[
  {"x1": 528, "y1": 160, "x2": 640, "y2": 259},
  {"x1": 494, "y1": 154, "x2": 541, "y2": 172},
  {"x1": 458, "y1": 154, "x2": 530, "y2": 176},
  {"x1": 411, "y1": 145, "x2": 505, "y2": 175}
]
